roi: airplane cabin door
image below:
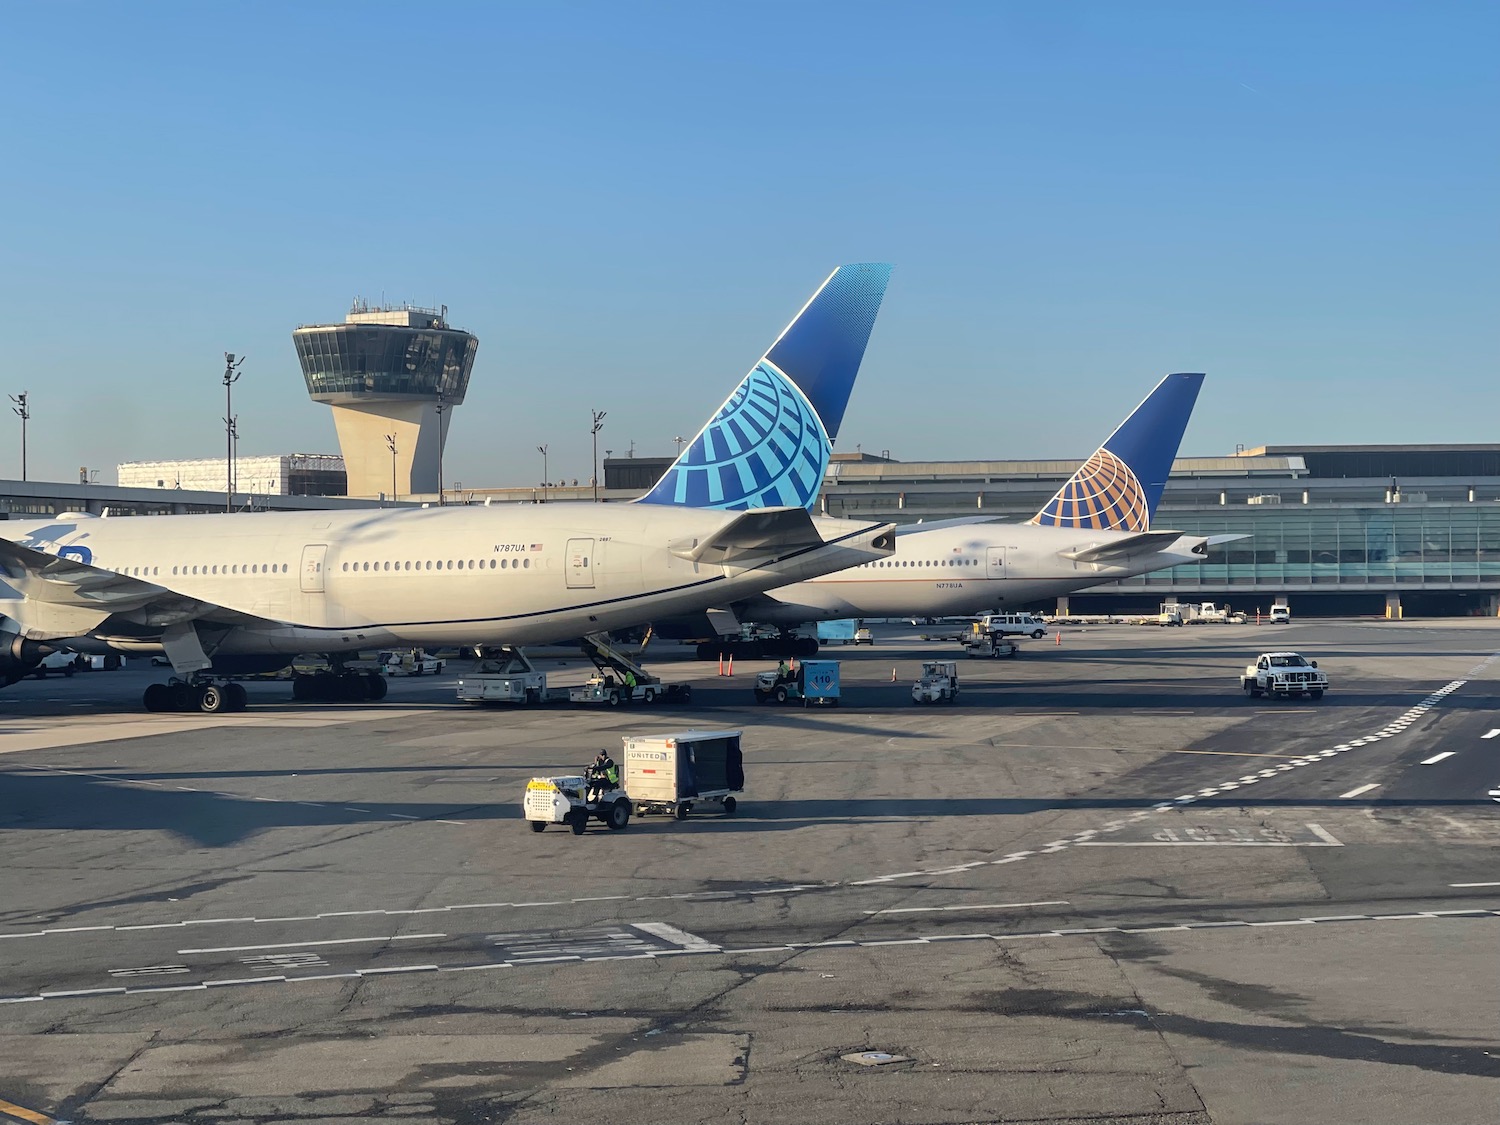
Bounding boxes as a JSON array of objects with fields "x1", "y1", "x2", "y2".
[
  {"x1": 300, "y1": 544, "x2": 329, "y2": 593},
  {"x1": 986, "y1": 547, "x2": 1006, "y2": 580},
  {"x1": 566, "y1": 538, "x2": 595, "y2": 589}
]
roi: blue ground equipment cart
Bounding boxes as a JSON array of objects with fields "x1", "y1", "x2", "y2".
[{"x1": 753, "y1": 659, "x2": 840, "y2": 706}]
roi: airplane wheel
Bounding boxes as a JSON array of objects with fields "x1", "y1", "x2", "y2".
[
  {"x1": 143, "y1": 683, "x2": 171, "y2": 712},
  {"x1": 223, "y1": 682, "x2": 249, "y2": 712},
  {"x1": 365, "y1": 673, "x2": 388, "y2": 701},
  {"x1": 170, "y1": 683, "x2": 197, "y2": 711},
  {"x1": 197, "y1": 684, "x2": 227, "y2": 714}
]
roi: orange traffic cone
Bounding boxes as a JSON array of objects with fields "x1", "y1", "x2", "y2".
[
  {"x1": 718, "y1": 653, "x2": 725, "y2": 676},
  {"x1": 727, "y1": 654, "x2": 734, "y2": 677},
  {"x1": 1055, "y1": 631, "x2": 1061, "y2": 646},
  {"x1": 891, "y1": 667, "x2": 898, "y2": 682}
]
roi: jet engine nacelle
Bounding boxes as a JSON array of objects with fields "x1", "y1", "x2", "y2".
[{"x1": 0, "y1": 626, "x2": 49, "y2": 686}]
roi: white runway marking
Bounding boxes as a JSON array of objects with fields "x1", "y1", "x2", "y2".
[
  {"x1": 1451, "y1": 882, "x2": 1500, "y2": 888},
  {"x1": 9, "y1": 910, "x2": 1499, "y2": 1007},
  {"x1": 1483, "y1": 729, "x2": 1500, "y2": 740},
  {"x1": 863, "y1": 900, "x2": 1068, "y2": 916},
  {"x1": 178, "y1": 933, "x2": 445, "y2": 955},
  {"x1": 1421, "y1": 751, "x2": 1456, "y2": 764},
  {"x1": 1339, "y1": 783, "x2": 1381, "y2": 799}
]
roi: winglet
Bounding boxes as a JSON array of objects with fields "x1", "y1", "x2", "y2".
[
  {"x1": 638, "y1": 263, "x2": 892, "y2": 511},
  {"x1": 1029, "y1": 372, "x2": 1204, "y2": 532}
]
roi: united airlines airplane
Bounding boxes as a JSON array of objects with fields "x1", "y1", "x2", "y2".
[
  {"x1": 0, "y1": 263, "x2": 896, "y2": 711},
  {"x1": 704, "y1": 372, "x2": 1234, "y2": 649}
]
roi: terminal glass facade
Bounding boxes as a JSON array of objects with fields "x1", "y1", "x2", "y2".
[{"x1": 295, "y1": 326, "x2": 477, "y2": 402}]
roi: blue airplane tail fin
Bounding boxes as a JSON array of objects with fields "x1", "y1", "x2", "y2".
[
  {"x1": 637, "y1": 263, "x2": 892, "y2": 510},
  {"x1": 1029, "y1": 372, "x2": 1204, "y2": 531}
]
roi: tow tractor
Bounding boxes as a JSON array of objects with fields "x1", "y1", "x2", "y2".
[
  {"x1": 911, "y1": 661, "x2": 960, "y2": 704},
  {"x1": 523, "y1": 774, "x2": 632, "y2": 835},
  {"x1": 961, "y1": 624, "x2": 1019, "y2": 659},
  {"x1": 754, "y1": 659, "x2": 840, "y2": 706}
]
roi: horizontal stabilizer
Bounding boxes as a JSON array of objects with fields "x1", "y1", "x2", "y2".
[
  {"x1": 1205, "y1": 533, "x2": 1251, "y2": 547},
  {"x1": 1060, "y1": 530, "x2": 1191, "y2": 564},
  {"x1": 670, "y1": 507, "x2": 825, "y2": 565}
]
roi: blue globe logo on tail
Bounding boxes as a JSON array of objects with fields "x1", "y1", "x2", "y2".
[
  {"x1": 638, "y1": 263, "x2": 892, "y2": 512},
  {"x1": 642, "y1": 360, "x2": 829, "y2": 510},
  {"x1": 1031, "y1": 448, "x2": 1150, "y2": 532}
]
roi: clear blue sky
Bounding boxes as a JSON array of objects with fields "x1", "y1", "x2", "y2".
[{"x1": 2, "y1": 1, "x2": 1494, "y2": 488}]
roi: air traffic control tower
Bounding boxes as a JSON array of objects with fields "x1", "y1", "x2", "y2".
[{"x1": 293, "y1": 301, "x2": 478, "y2": 498}]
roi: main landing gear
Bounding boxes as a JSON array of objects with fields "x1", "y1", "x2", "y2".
[
  {"x1": 290, "y1": 670, "x2": 388, "y2": 703},
  {"x1": 143, "y1": 678, "x2": 250, "y2": 714}
]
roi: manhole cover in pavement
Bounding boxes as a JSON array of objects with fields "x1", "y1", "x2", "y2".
[{"x1": 842, "y1": 1051, "x2": 908, "y2": 1066}]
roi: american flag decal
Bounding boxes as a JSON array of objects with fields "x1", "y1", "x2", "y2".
[{"x1": 530, "y1": 543, "x2": 543, "y2": 551}]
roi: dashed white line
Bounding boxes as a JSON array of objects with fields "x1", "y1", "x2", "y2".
[
  {"x1": 1451, "y1": 882, "x2": 1500, "y2": 888},
  {"x1": 1339, "y1": 783, "x2": 1381, "y2": 799},
  {"x1": 1420, "y1": 752, "x2": 1456, "y2": 764},
  {"x1": 1482, "y1": 729, "x2": 1500, "y2": 740},
  {"x1": 862, "y1": 900, "x2": 1069, "y2": 916},
  {"x1": 178, "y1": 933, "x2": 445, "y2": 955}
]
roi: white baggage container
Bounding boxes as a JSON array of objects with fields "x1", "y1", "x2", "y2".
[{"x1": 621, "y1": 729, "x2": 744, "y2": 820}]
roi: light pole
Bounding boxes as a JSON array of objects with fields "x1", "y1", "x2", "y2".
[
  {"x1": 673, "y1": 435, "x2": 686, "y2": 457},
  {"x1": 222, "y1": 352, "x2": 245, "y2": 513},
  {"x1": 435, "y1": 392, "x2": 447, "y2": 505},
  {"x1": 385, "y1": 433, "x2": 398, "y2": 504},
  {"x1": 536, "y1": 444, "x2": 548, "y2": 501},
  {"x1": 9, "y1": 392, "x2": 29, "y2": 482},
  {"x1": 590, "y1": 409, "x2": 606, "y2": 502}
]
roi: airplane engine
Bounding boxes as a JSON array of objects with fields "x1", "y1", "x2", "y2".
[{"x1": 0, "y1": 626, "x2": 49, "y2": 686}]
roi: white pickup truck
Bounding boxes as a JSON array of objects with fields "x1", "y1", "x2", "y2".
[{"x1": 1241, "y1": 652, "x2": 1328, "y2": 699}]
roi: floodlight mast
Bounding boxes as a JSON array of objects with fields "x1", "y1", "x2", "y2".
[
  {"x1": 222, "y1": 353, "x2": 245, "y2": 513},
  {"x1": 590, "y1": 410, "x2": 606, "y2": 502},
  {"x1": 9, "y1": 392, "x2": 29, "y2": 482}
]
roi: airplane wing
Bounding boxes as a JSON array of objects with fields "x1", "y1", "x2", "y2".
[
  {"x1": 670, "y1": 507, "x2": 826, "y2": 565},
  {"x1": 0, "y1": 537, "x2": 263, "y2": 641},
  {"x1": 1059, "y1": 530, "x2": 1193, "y2": 564}
]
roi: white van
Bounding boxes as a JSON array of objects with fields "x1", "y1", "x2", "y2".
[
  {"x1": 978, "y1": 612, "x2": 1048, "y2": 639},
  {"x1": 1269, "y1": 605, "x2": 1291, "y2": 624}
]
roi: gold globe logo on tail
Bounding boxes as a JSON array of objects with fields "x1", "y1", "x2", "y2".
[{"x1": 1030, "y1": 448, "x2": 1151, "y2": 532}]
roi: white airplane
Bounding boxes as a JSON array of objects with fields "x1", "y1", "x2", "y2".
[
  {"x1": 691, "y1": 371, "x2": 1239, "y2": 654},
  {"x1": 0, "y1": 263, "x2": 896, "y2": 712}
]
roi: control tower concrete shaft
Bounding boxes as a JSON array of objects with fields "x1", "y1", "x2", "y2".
[{"x1": 293, "y1": 302, "x2": 478, "y2": 498}]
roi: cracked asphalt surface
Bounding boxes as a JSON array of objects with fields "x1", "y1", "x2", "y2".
[{"x1": 1, "y1": 620, "x2": 1497, "y2": 1124}]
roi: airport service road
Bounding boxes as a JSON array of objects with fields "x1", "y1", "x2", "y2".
[{"x1": 1, "y1": 622, "x2": 1497, "y2": 1125}]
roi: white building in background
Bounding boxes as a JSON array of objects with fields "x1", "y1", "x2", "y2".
[{"x1": 117, "y1": 454, "x2": 347, "y2": 497}]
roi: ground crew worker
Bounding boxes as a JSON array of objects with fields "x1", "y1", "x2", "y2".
[
  {"x1": 623, "y1": 668, "x2": 637, "y2": 702},
  {"x1": 586, "y1": 749, "x2": 619, "y2": 803},
  {"x1": 776, "y1": 658, "x2": 789, "y2": 683}
]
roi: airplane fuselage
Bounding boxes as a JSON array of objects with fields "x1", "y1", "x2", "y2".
[
  {"x1": 743, "y1": 522, "x2": 1204, "y2": 625},
  {"x1": 2, "y1": 504, "x2": 889, "y2": 656}
]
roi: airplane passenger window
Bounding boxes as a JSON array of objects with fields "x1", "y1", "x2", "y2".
[
  {"x1": 152, "y1": 567, "x2": 158, "y2": 576},
  {"x1": 523, "y1": 558, "x2": 530, "y2": 569},
  {"x1": 501, "y1": 558, "x2": 508, "y2": 569}
]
